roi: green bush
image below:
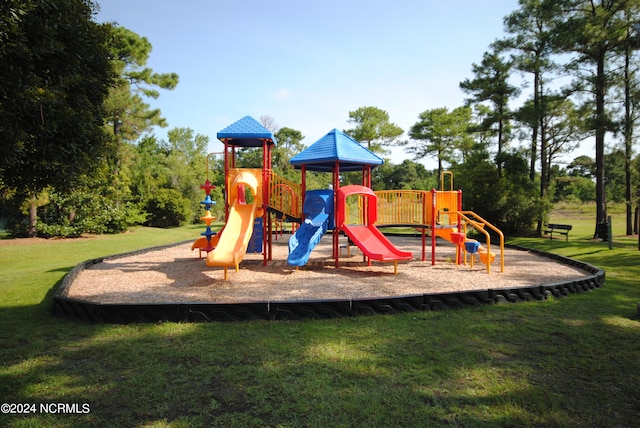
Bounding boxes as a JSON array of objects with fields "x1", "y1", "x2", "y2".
[
  {"x1": 35, "y1": 222, "x2": 82, "y2": 238},
  {"x1": 7, "y1": 190, "x2": 149, "y2": 238},
  {"x1": 80, "y1": 202, "x2": 149, "y2": 234},
  {"x1": 144, "y1": 188, "x2": 193, "y2": 228}
]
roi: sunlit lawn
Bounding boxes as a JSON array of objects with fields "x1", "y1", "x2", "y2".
[{"x1": 0, "y1": 210, "x2": 639, "y2": 427}]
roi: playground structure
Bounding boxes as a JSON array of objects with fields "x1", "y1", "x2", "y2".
[
  {"x1": 372, "y1": 171, "x2": 505, "y2": 272},
  {"x1": 192, "y1": 116, "x2": 504, "y2": 279}
]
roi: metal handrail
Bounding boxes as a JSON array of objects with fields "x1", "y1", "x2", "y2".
[{"x1": 458, "y1": 211, "x2": 505, "y2": 274}]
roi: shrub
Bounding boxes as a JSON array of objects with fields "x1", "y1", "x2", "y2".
[
  {"x1": 36, "y1": 222, "x2": 81, "y2": 238},
  {"x1": 80, "y1": 202, "x2": 148, "y2": 234},
  {"x1": 7, "y1": 190, "x2": 149, "y2": 238},
  {"x1": 144, "y1": 188, "x2": 193, "y2": 228}
]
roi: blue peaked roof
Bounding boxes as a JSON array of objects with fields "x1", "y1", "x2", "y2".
[
  {"x1": 290, "y1": 128, "x2": 384, "y2": 172},
  {"x1": 217, "y1": 115, "x2": 277, "y2": 147}
]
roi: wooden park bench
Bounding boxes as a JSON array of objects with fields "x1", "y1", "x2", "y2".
[{"x1": 544, "y1": 223, "x2": 572, "y2": 241}]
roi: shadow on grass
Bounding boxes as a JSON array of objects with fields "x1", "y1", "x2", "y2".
[
  {"x1": 1, "y1": 298, "x2": 640, "y2": 427},
  {"x1": 565, "y1": 249, "x2": 607, "y2": 258},
  {"x1": 46, "y1": 266, "x2": 75, "y2": 274},
  {"x1": 1, "y1": 236, "x2": 639, "y2": 426}
]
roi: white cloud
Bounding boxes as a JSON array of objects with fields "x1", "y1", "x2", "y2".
[{"x1": 273, "y1": 88, "x2": 291, "y2": 100}]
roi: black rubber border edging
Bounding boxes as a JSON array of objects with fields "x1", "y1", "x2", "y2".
[{"x1": 52, "y1": 242, "x2": 605, "y2": 323}]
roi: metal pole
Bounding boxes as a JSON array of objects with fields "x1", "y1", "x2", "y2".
[{"x1": 431, "y1": 189, "x2": 437, "y2": 266}]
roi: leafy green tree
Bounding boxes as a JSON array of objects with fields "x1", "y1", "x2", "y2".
[
  {"x1": 130, "y1": 128, "x2": 207, "y2": 227},
  {"x1": 604, "y1": 149, "x2": 627, "y2": 203},
  {"x1": 460, "y1": 46, "x2": 520, "y2": 177},
  {"x1": 453, "y1": 147, "x2": 544, "y2": 235},
  {"x1": 452, "y1": 148, "x2": 504, "y2": 222},
  {"x1": 14, "y1": 140, "x2": 148, "y2": 238},
  {"x1": 165, "y1": 127, "x2": 208, "y2": 221},
  {"x1": 406, "y1": 106, "x2": 473, "y2": 185},
  {"x1": 543, "y1": 97, "x2": 589, "y2": 190},
  {"x1": 512, "y1": 100, "x2": 540, "y2": 180},
  {"x1": 344, "y1": 106, "x2": 404, "y2": 155},
  {"x1": 0, "y1": 0, "x2": 115, "y2": 236},
  {"x1": 129, "y1": 136, "x2": 168, "y2": 202},
  {"x1": 552, "y1": 0, "x2": 640, "y2": 236},
  {"x1": 500, "y1": 150, "x2": 547, "y2": 234},
  {"x1": 105, "y1": 26, "x2": 179, "y2": 144},
  {"x1": 499, "y1": 0, "x2": 560, "y2": 182},
  {"x1": 372, "y1": 160, "x2": 436, "y2": 191},
  {"x1": 468, "y1": 105, "x2": 497, "y2": 150},
  {"x1": 559, "y1": 150, "x2": 626, "y2": 205},
  {"x1": 633, "y1": 154, "x2": 640, "y2": 234},
  {"x1": 613, "y1": 5, "x2": 640, "y2": 234},
  {"x1": 552, "y1": 175, "x2": 596, "y2": 203},
  {"x1": 567, "y1": 155, "x2": 596, "y2": 177},
  {"x1": 512, "y1": 92, "x2": 581, "y2": 231},
  {"x1": 235, "y1": 148, "x2": 264, "y2": 169},
  {"x1": 557, "y1": 155, "x2": 598, "y2": 203},
  {"x1": 273, "y1": 127, "x2": 305, "y2": 179},
  {"x1": 301, "y1": 172, "x2": 333, "y2": 191}
]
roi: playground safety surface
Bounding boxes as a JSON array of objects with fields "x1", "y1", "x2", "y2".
[{"x1": 54, "y1": 235, "x2": 605, "y2": 323}]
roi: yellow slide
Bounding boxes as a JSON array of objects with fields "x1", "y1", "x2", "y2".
[{"x1": 206, "y1": 170, "x2": 261, "y2": 279}]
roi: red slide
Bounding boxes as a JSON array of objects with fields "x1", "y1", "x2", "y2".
[
  {"x1": 341, "y1": 223, "x2": 412, "y2": 261},
  {"x1": 336, "y1": 185, "x2": 412, "y2": 262}
]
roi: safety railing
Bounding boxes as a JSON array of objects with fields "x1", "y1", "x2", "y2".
[
  {"x1": 268, "y1": 171, "x2": 302, "y2": 220},
  {"x1": 457, "y1": 211, "x2": 505, "y2": 274},
  {"x1": 374, "y1": 190, "x2": 460, "y2": 227},
  {"x1": 375, "y1": 190, "x2": 430, "y2": 225}
]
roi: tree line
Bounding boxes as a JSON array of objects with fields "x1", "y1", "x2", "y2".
[
  {"x1": 2, "y1": 0, "x2": 640, "y2": 238},
  {"x1": 398, "y1": 0, "x2": 640, "y2": 238},
  {"x1": 363, "y1": 0, "x2": 640, "y2": 237}
]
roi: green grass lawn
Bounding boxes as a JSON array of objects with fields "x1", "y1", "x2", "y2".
[{"x1": 0, "y1": 213, "x2": 639, "y2": 427}]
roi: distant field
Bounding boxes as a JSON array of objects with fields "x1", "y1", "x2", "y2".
[{"x1": 548, "y1": 201, "x2": 631, "y2": 238}]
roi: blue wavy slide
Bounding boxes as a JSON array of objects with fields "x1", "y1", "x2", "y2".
[{"x1": 287, "y1": 212, "x2": 329, "y2": 267}]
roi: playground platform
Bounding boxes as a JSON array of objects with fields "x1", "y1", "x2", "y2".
[{"x1": 53, "y1": 235, "x2": 604, "y2": 323}]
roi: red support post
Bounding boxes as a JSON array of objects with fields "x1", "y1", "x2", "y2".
[
  {"x1": 334, "y1": 161, "x2": 340, "y2": 268},
  {"x1": 262, "y1": 139, "x2": 269, "y2": 265},
  {"x1": 223, "y1": 139, "x2": 230, "y2": 221},
  {"x1": 431, "y1": 188, "x2": 437, "y2": 266}
]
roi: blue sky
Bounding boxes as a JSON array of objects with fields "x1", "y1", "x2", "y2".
[{"x1": 96, "y1": 0, "x2": 522, "y2": 167}]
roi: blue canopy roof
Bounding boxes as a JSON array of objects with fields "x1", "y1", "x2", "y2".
[
  {"x1": 217, "y1": 115, "x2": 277, "y2": 147},
  {"x1": 290, "y1": 128, "x2": 384, "y2": 172}
]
